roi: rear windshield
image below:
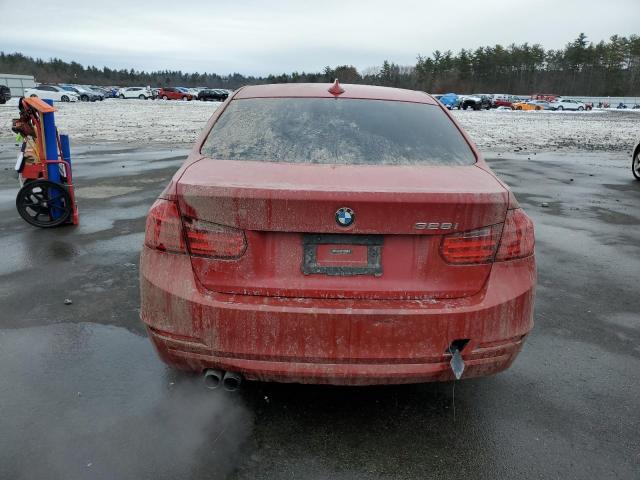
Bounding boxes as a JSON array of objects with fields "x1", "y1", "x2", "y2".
[{"x1": 201, "y1": 98, "x2": 475, "y2": 166}]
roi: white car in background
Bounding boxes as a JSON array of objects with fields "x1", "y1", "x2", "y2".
[
  {"x1": 549, "y1": 98, "x2": 586, "y2": 111},
  {"x1": 117, "y1": 87, "x2": 153, "y2": 99},
  {"x1": 24, "y1": 85, "x2": 78, "y2": 102}
]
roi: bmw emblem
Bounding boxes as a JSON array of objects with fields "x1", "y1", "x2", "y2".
[{"x1": 335, "y1": 207, "x2": 355, "y2": 227}]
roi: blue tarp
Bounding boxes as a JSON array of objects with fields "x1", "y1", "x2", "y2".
[{"x1": 439, "y1": 93, "x2": 459, "y2": 108}]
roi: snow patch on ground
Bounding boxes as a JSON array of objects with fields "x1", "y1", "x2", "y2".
[
  {"x1": 1, "y1": 98, "x2": 638, "y2": 154},
  {"x1": 452, "y1": 108, "x2": 639, "y2": 154}
]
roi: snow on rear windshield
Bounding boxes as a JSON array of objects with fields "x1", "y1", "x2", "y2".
[{"x1": 201, "y1": 98, "x2": 476, "y2": 166}]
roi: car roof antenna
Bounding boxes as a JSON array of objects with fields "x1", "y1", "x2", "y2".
[{"x1": 328, "y1": 79, "x2": 345, "y2": 96}]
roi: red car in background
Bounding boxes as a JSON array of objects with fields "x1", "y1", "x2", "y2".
[
  {"x1": 492, "y1": 94, "x2": 520, "y2": 108},
  {"x1": 140, "y1": 82, "x2": 536, "y2": 388},
  {"x1": 531, "y1": 93, "x2": 559, "y2": 102},
  {"x1": 157, "y1": 87, "x2": 192, "y2": 101}
]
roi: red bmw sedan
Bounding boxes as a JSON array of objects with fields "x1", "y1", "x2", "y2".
[{"x1": 140, "y1": 82, "x2": 536, "y2": 388}]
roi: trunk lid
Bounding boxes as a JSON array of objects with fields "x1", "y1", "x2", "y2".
[{"x1": 177, "y1": 159, "x2": 508, "y2": 300}]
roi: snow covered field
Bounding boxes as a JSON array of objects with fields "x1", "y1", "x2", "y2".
[{"x1": 1, "y1": 98, "x2": 638, "y2": 154}]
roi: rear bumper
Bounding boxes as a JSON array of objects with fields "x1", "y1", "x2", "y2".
[{"x1": 140, "y1": 247, "x2": 536, "y2": 385}]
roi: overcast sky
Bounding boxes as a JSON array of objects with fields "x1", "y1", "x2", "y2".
[{"x1": 1, "y1": 0, "x2": 638, "y2": 75}]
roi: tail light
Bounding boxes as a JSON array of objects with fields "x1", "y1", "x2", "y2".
[
  {"x1": 440, "y1": 208, "x2": 534, "y2": 265},
  {"x1": 440, "y1": 224, "x2": 502, "y2": 264},
  {"x1": 495, "y1": 208, "x2": 534, "y2": 261},
  {"x1": 144, "y1": 199, "x2": 186, "y2": 254},
  {"x1": 182, "y1": 218, "x2": 246, "y2": 258},
  {"x1": 144, "y1": 199, "x2": 246, "y2": 259}
]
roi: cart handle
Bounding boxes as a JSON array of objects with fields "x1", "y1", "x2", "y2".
[{"x1": 44, "y1": 159, "x2": 73, "y2": 183}]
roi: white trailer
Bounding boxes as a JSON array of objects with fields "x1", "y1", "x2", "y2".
[{"x1": 0, "y1": 73, "x2": 36, "y2": 98}]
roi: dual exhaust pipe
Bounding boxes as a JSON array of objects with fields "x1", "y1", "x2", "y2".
[{"x1": 203, "y1": 369, "x2": 242, "y2": 391}]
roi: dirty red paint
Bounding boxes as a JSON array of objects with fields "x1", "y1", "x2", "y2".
[{"x1": 139, "y1": 83, "x2": 536, "y2": 385}]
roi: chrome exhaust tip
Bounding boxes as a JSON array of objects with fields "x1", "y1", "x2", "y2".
[
  {"x1": 203, "y1": 369, "x2": 224, "y2": 390},
  {"x1": 222, "y1": 371, "x2": 242, "y2": 391}
]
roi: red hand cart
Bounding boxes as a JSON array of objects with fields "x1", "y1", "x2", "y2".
[{"x1": 12, "y1": 97, "x2": 79, "y2": 227}]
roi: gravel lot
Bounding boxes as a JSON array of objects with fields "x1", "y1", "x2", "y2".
[{"x1": 1, "y1": 98, "x2": 638, "y2": 154}]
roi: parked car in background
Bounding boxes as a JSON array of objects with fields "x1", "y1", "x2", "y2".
[
  {"x1": 198, "y1": 88, "x2": 229, "y2": 102},
  {"x1": 529, "y1": 100, "x2": 552, "y2": 110},
  {"x1": 549, "y1": 98, "x2": 586, "y2": 111},
  {"x1": 118, "y1": 87, "x2": 153, "y2": 99},
  {"x1": 177, "y1": 87, "x2": 195, "y2": 99},
  {"x1": 91, "y1": 86, "x2": 115, "y2": 98},
  {"x1": 530, "y1": 93, "x2": 558, "y2": 102},
  {"x1": 157, "y1": 87, "x2": 192, "y2": 100},
  {"x1": 106, "y1": 87, "x2": 120, "y2": 98},
  {"x1": 512, "y1": 100, "x2": 545, "y2": 111},
  {"x1": 0, "y1": 85, "x2": 10, "y2": 104},
  {"x1": 492, "y1": 94, "x2": 519, "y2": 108},
  {"x1": 573, "y1": 100, "x2": 593, "y2": 110},
  {"x1": 59, "y1": 84, "x2": 100, "y2": 102},
  {"x1": 140, "y1": 82, "x2": 536, "y2": 387},
  {"x1": 24, "y1": 85, "x2": 79, "y2": 102},
  {"x1": 81, "y1": 85, "x2": 104, "y2": 100},
  {"x1": 460, "y1": 94, "x2": 491, "y2": 110},
  {"x1": 477, "y1": 94, "x2": 494, "y2": 109}
]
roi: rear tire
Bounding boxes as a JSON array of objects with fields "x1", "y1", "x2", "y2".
[
  {"x1": 119, "y1": 94, "x2": 125, "y2": 99},
  {"x1": 557, "y1": 106, "x2": 564, "y2": 111},
  {"x1": 578, "y1": 106, "x2": 584, "y2": 111},
  {"x1": 162, "y1": 95, "x2": 168, "y2": 100},
  {"x1": 516, "y1": 106, "x2": 522, "y2": 110},
  {"x1": 61, "y1": 95, "x2": 70, "y2": 102},
  {"x1": 182, "y1": 96, "x2": 188, "y2": 101},
  {"x1": 139, "y1": 94, "x2": 145, "y2": 100}
]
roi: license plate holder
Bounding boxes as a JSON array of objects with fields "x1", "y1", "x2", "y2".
[{"x1": 302, "y1": 234, "x2": 383, "y2": 276}]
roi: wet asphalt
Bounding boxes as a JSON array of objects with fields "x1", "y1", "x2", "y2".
[{"x1": 0, "y1": 143, "x2": 638, "y2": 479}]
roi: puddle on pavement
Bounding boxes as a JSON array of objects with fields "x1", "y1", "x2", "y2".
[{"x1": 0, "y1": 322, "x2": 251, "y2": 480}]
